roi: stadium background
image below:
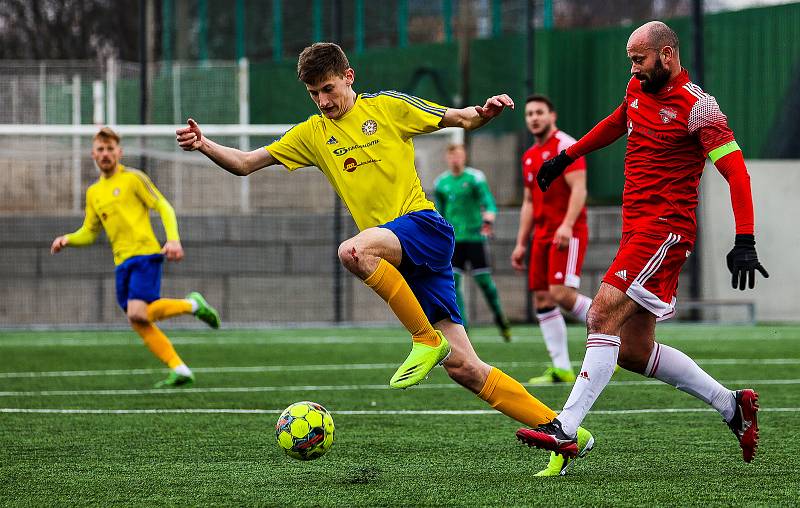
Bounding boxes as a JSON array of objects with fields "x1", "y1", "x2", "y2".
[{"x1": 1, "y1": 0, "x2": 798, "y2": 326}]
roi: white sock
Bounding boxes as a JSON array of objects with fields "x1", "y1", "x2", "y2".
[
  {"x1": 536, "y1": 308, "x2": 571, "y2": 371},
  {"x1": 173, "y1": 363, "x2": 193, "y2": 377},
  {"x1": 568, "y1": 294, "x2": 592, "y2": 323},
  {"x1": 646, "y1": 342, "x2": 736, "y2": 421},
  {"x1": 558, "y1": 333, "x2": 620, "y2": 436},
  {"x1": 187, "y1": 299, "x2": 199, "y2": 313}
]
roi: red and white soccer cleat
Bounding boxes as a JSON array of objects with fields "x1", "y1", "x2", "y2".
[{"x1": 726, "y1": 389, "x2": 759, "y2": 463}]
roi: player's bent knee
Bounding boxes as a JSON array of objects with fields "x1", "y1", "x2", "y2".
[
  {"x1": 585, "y1": 305, "x2": 609, "y2": 334},
  {"x1": 337, "y1": 241, "x2": 360, "y2": 271},
  {"x1": 127, "y1": 312, "x2": 149, "y2": 326},
  {"x1": 550, "y1": 286, "x2": 574, "y2": 307}
]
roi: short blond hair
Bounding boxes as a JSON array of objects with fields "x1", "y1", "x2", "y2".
[{"x1": 93, "y1": 127, "x2": 120, "y2": 145}]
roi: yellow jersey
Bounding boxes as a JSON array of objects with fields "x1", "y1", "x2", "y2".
[
  {"x1": 67, "y1": 165, "x2": 179, "y2": 265},
  {"x1": 266, "y1": 91, "x2": 448, "y2": 230}
]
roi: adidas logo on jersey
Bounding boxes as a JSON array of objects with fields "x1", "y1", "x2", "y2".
[
  {"x1": 631, "y1": 98, "x2": 639, "y2": 109},
  {"x1": 326, "y1": 136, "x2": 338, "y2": 145},
  {"x1": 615, "y1": 269, "x2": 627, "y2": 281}
]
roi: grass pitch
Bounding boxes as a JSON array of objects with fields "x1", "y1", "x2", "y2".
[{"x1": 1, "y1": 325, "x2": 799, "y2": 506}]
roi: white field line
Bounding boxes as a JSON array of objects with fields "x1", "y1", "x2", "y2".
[
  {"x1": 2, "y1": 378, "x2": 800, "y2": 397},
  {"x1": 1, "y1": 407, "x2": 799, "y2": 415},
  {"x1": 1, "y1": 357, "x2": 799, "y2": 379},
  {"x1": 1, "y1": 331, "x2": 797, "y2": 347}
]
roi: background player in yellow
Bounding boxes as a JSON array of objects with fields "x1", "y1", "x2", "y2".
[
  {"x1": 177, "y1": 42, "x2": 593, "y2": 473},
  {"x1": 51, "y1": 127, "x2": 220, "y2": 388}
]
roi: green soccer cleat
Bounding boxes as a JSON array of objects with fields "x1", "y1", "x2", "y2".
[
  {"x1": 389, "y1": 331, "x2": 450, "y2": 389},
  {"x1": 528, "y1": 366, "x2": 576, "y2": 385},
  {"x1": 186, "y1": 291, "x2": 220, "y2": 329},
  {"x1": 154, "y1": 371, "x2": 195, "y2": 388},
  {"x1": 534, "y1": 426, "x2": 595, "y2": 477}
]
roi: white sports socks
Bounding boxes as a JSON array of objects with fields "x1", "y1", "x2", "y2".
[
  {"x1": 646, "y1": 342, "x2": 736, "y2": 421},
  {"x1": 536, "y1": 308, "x2": 571, "y2": 371},
  {"x1": 568, "y1": 294, "x2": 592, "y2": 323},
  {"x1": 558, "y1": 333, "x2": 620, "y2": 436}
]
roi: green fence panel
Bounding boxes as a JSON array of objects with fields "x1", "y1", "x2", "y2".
[{"x1": 706, "y1": 3, "x2": 800, "y2": 158}]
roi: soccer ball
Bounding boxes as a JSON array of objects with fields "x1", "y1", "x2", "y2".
[{"x1": 275, "y1": 401, "x2": 335, "y2": 461}]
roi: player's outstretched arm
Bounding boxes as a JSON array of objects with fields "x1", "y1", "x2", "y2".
[
  {"x1": 176, "y1": 119, "x2": 278, "y2": 176},
  {"x1": 441, "y1": 94, "x2": 514, "y2": 131}
]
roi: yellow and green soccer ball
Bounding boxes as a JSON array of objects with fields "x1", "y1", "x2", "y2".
[{"x1": 275, "y1": 401, "x2": 335, "y2": 461}]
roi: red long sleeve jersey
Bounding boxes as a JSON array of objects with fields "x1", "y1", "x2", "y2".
[{"x1": 567, "y1": 69, "x2": 736, "y2": 241}]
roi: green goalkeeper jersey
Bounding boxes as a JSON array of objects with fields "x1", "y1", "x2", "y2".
[{"x1": 433, "y1": 167, "x2": 498, "y2": 243}]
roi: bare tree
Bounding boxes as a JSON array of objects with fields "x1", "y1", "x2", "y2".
[{"x1": 0, "y1": 0, "x2": 143, "y2": 60}]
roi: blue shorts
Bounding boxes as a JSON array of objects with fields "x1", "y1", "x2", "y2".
[
  {"x1": 379, "y1": 210, "x2": 462, "y2": 325},
  {"x1": 114, "y1": 254, "x2": 164, "y2": 311}
]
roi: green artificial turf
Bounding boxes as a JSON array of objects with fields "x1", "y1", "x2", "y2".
[{"x1": 1, "y1": 325, "x2": 798, "y2": 506}]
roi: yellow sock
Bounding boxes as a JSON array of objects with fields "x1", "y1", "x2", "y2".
[
  {"x1": 147, "y1": 298, "x2": 193, "y2": 322},
  {"x1": 364, "y1": 258, "x2": 440, "y2": 347},
  {"x1": 478, "y1": 367, "x2": 557, "y2": 427},
  {"x1": 130, "y1": 321, "x2": 184, "y2": 369}
]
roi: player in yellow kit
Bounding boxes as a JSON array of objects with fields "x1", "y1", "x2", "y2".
[
  {"x1": 176, "y1": 43, "x2": 594, "y2": 472},
  {"x1": 51, "y1": 127, "x2": 220, "y2": 387}
]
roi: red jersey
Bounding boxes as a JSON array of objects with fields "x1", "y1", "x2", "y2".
[
  {"x1": 522, "y1": 130, "x2": 588, "y2": 236},
  {"x1": 566, "y1": 69, "x2": 736, "y2": 240}
]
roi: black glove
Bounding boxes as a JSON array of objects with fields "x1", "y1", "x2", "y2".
[
  {"x1": 536, "y1": 150, "x2": 573, "y2": 191},
  {"x1": 726, "y1": 234, "x2": 769, "y2": 290}
]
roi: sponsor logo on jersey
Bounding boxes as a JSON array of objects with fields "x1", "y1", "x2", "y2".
[
  {"x1": 326, "y1": 136, "x2": 338, "y2": 145},
  {"x1": 579, "y1": 371, "x2": 590, "y2": 380},
  {"x1": 631, "y1": 98, "x2": 639, "y2": 109},
  {"x1": 343, "y1": 157, "x2": 381, "y2": 172},
  {"x1": 113, "y1": 188, "x2": 120, "y2": 196},
  {"x1": 659, "y1": 107, "x2": 677, "y2": 124},
  {"x1": 361, "y1": 119, "x2": 378, "y2": 136},
  {"x1": 627, "y1": 120, "x2": 633, "y2": 136},
  {"x1": 615, "y1": 269, "x2": 627, "y2": 281},
  {"x1": 333, "y1": 139, "x2": 379, "y2": 156}
]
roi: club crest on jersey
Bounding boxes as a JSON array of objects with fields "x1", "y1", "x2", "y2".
[
  {"x1": 326, "y1": 136, "x2": 338, "y2": 145},
  {"x1": 541, "y1": 151, "x2": 551, "y2": 160},
  {"x1": 659, "y1": 107, "x2": 677, "y2": 124},
  {"x1": 361, "y1": 119, "x2": 378, "y2": 136}
]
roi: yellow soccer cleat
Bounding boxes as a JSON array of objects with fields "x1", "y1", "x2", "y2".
[
  {"x1": 528, "y1": 367, "x2": 576, "y2": 385},
  {"x1": 533, "y1": 426, "x2": 595, "y2": 477},
  {"x1": 389, "y1": 331, "x2": 450, "y2": 389}
]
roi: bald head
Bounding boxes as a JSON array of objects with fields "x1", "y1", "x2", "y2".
[
  {"x1": 629, "y1": 21, "x2": 679, "y2": 52},
  {"x1": 627, "y1": 21, "x2": 681, "y2": 93}
]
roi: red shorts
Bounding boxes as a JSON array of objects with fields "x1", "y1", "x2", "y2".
[
  {"x1": 528, "y1": 228, "x2": 588, "y2": 291},
  {"x1": 603, "y1": 231, "x2": 694, "y2": 320}
]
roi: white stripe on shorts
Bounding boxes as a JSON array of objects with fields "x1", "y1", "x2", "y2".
[{"x1": 634, "y1": 232, "x2": 681, "y2": 286}]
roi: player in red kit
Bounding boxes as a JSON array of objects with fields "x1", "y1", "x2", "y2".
[
  {"x1": 517, "y1": 21, "x2": 768, "y2": 465},
  {"x1": 513, "y1": 95, "x2": 593, "y2": 385}
]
